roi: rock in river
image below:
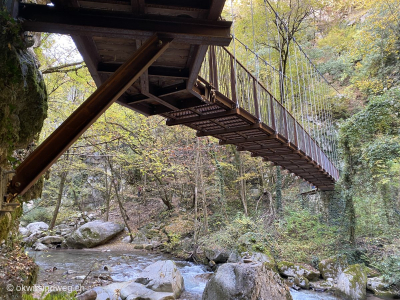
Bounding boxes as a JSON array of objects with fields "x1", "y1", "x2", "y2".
[
  {"x1": 319, "y1": 255, "x2": 348, "y2": 280},
  {"x1": 135, "y1": 260, "x2": 184, "y2": 298},
  {"x1": 202, "y1": 262, "x2": 292, "y2": 300},
  {"x1": 277, "y1": 261, "x2": 320, "y2": 281},
  {"x1": 66, "y1": 220, "x2": 124, "y2": 248},
  {"x1": 336, "y1": 264, "x2": 368, "y2": 300},
  {"x1": 26, "y1": 221, "x2": 49, "y2": 235},
  {"x1": 79, "y1": 260, "x2": 184, "y2": 300}
]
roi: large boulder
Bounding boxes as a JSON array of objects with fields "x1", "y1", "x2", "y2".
[
  {"x1": 66, "y1": 221, "x2": 124, "y2": 248},
  {"x1": 205, "y1": 247, "x2": 231, "y2": 264},
  {"x1": 202, "y1": 262, "x2": 292, "y2": 300},
  {"x1": 135, "y1": 260, "x2": 184, "y2": 298},
  {"x1": 19, "y1": 226, "x2": 29, "y2": 237},
  {"x1": 26, "y1": 222, "x2": 48, "y2": 235},
  {"x1": 277, "y1": 261, "x2": 320, "y2": 281},
  {"x1": 85, "y1": 261, "x2": 183, "y2": 300},
  {"x1": 319, "y1": 255, "x2": 348, "y2": 280},
  {"x1": 367, "y1": 276, "x2": 400, "y2": 298},
  {"x1": 33, "y1": 242, "x2": 48, "y2": 251},
  {"x1": 121, "y1": 282, "x2": 175, "y2": 300},
  {"x1": 294, "y1": 276, "x2": 309, "y2": 290},
  {"x1": 91, "y1": 282, "x2": 175, "y2": 300},
  {"x1": 39, "y1": 235, "x2": 64, "y2": 245},
  {"x1": 23, "y1": 231, "x2": 45, "y2": 247},
  {"x1": 91, "y1": 282, "x2": 127, "y2": 300},
  {"x1": 336, "y1": 264, "x2": 368, "y2": 300}
]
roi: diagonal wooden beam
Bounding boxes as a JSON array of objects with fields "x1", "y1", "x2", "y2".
[
  {"x1": 141, "y1": 91, "x2": 179, "y2": 111},
  {"x1": 208, "y1": 0, "x2": 226, "y2": 19},
  {"x1": 8, "y1": 35, "x2": 171, "y2": 196},
  {"x1": 187, "y1": 45, "x2": 208, "y2": 89}
]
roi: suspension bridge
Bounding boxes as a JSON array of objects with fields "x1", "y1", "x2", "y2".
[{"x1": 5, "y1": 0, "x2": 339, "y2": 200}]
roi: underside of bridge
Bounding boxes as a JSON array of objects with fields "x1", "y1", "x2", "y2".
[{"x1": 6, "y1": 0, "x2": 338, "y2": 198}]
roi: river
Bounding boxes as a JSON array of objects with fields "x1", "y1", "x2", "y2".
[{"x1": 28, "y1": 249, "x2": 387, "y2": 300}]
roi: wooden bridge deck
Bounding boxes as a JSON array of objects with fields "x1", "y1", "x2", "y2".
[{"x1": 8, "y1": 0, "x2": 338, "y2": 195}]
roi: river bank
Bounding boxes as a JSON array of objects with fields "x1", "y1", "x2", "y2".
[{"x1": 28, "y1": 244, "x2": 390, "y2": 300}]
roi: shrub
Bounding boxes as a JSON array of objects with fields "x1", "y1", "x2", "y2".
[{"x1": 23, "y1": 291, "x2": 77, "y2": 300}]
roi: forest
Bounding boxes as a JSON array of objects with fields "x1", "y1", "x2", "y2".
[{"x1": 1, "y1": 0, "x2": 400, "y2": 299}]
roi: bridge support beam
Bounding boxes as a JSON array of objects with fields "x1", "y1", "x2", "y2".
[{"x1": 8, "y1": 34, "x2": 171, "y2": 196}]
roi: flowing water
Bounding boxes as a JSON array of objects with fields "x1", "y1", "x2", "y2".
[{"x1": 28, "y1": 249, "x2": 386, "y2": 300}]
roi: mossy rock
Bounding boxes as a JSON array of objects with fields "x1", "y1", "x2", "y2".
[
  {"x1": 294, "y1": 275, "x2": 309, "y2": 290},
  {"x1": 277, "y1": 261, "x2": 320, "y2": 281},
  {"x1": 319, "y1": 255, "x2": 348, "y2": 280},
  {"x1": 0, "y1": 11, "x2": 48, "y2": 166},
  {"x1": 336, "y1": 264, "x2": 368, "y2": 300}
]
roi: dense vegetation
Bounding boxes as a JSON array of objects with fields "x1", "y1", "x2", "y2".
[{"x1": 4, "y1": 0, "x2": 400, "y2": 294}]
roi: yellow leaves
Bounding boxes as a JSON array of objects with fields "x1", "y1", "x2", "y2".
[{"x1": 318, "y1": 27, "x2": 357, "y2": 53}]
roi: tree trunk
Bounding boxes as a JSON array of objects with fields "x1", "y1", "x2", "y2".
[
  {"x1": 199, "y1": 151, "x2": 208, "y2": 233},
  {"x1": 104, "y1": 163, "x2": 111, "y2": 221},
  {"x1": 154, "y1": 174, "x2": 173, "y2": 210},
  {"x1": 342, "y1": 138, "x2": 356, "y2": 245},
  {"x1": 193, "y1": 138, "x2": 200, "y2": 248},
  {"x1": 276, "y1": 166, "x2": 283, "y2": 218},
  {"x1": 49, "y1": 171, "x2": 68, "y2": 230},
  {"x1": 381, "y1": 183, "x2": 394, "y2": 226},
  {"x1": 107, "y1": 158, "x2": 134, "y2": 242},
  {"x1": 234, "y1": 150, "x2": 248, "y2": 217}
]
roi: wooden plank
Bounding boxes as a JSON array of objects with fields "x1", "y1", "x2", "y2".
[
  {"x1": 166, "y1": 109, "x2": 238, "y2": 126},
  {"x1": 131, "y1": 0, "x2": 145, "y2": 13},
  {"x1": 19, "y1": 3, "x2": 232, "y2": 45},
  {"x1": 149, "y1": 82, "x2": 187, "y2": 98},
  {"x1": 79, "y1": 1, "x2": 130, "y2": 12},
  {"x1": 146, "y1": 0, "x2": 210, "y2": 10},
  {"x1": 197, "y1": 123, "x2": 261, "y2": 137},
  {"x1": 8, "y1": 35, "x2": 171, "y2": 196},
  {"x1": 151, "y1": 97, "x2": 205, "y2": 115},
  {"x1": 219, "y1": 134, "x2": 278, "y2": 145}
]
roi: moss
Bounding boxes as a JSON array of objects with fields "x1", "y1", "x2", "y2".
[
  {"x1": 0, "y1": 205, "x2": 22, "y2": 242},
  {"x1": 81, "y1": 228, "x2": 100, "y2": 239},
  {"x1": 346, "y1": 264, "x2": 366, "y2": 290},
  {"x1": 277, "y1": 261, "x2": 295, "y2": 270}
]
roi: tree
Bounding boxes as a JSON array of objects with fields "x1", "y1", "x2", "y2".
[{"x1": 339, "y1": 88, "x2": 400, "y2": 242}]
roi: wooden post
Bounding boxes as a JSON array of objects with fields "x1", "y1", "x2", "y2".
[
  {"x1": 269, "y1": 95, "x2": 276, "y2": 131},
  {"x1": 210, "y1": 46, "x2": 219, "y2": 90},
  {"x1": 293, "y1": 121, "x2": 299, "y2": 148},
  {"x1": 230, "y1": 55, "x2": 237, "y2": 105},
  {"x1": 8, "y1": 35, "x2": 171, "y2": 196},
  {"x1": 253, "y1": 78, "x2": 260, "y2": 120}
]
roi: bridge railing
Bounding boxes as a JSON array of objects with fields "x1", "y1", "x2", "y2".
[{"x1": 199, "y1": 46, "x2": 339, "y2": 181}]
